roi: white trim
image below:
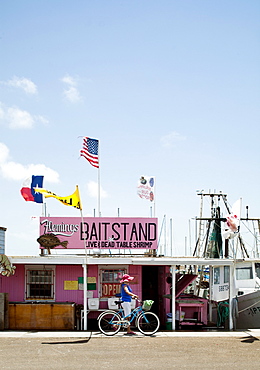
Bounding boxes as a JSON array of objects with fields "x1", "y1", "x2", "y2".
[{"x1": 98, "y1": 265, "x2": 128, "y2": 298}]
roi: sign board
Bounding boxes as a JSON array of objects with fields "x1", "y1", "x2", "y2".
[
  {"x1": 39, "y1": 217, "x2": 158, "y2": 250},
  {"x1": 102, "y1": 283, "x2": 121, "y2": 297},
  {"x1": 64, "y1": 281, "x2": 78, "y2": 290}
]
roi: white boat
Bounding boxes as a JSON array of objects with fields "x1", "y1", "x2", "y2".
[
  {"x1": 236, "y1": 289, "x2": 260, "y2": 329},
  {"x1": 193, "y1": 191, "x2": 260, "y2": 329}
]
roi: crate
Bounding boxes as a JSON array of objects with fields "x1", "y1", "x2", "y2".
[
  {"x1": 88, "y1": 298, "x2": 99, "y2": 310},
  {"x1": 108, "y1": 298, "x2": 118, "y2": 310}
]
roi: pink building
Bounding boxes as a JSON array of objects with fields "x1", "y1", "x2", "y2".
[
  {"x1": 0, "y1": 218, "x2": 235, "y2": 331},
  {"x1": 1, "y1": 255, "x2": 171, "y2": 330}
]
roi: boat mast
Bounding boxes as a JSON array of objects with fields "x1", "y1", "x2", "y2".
[
  {"x1": 193, "y1": 192, "x2": 204, "y2": 257},
  {"x1": 194, "y1": 191, "x2": 226, "y2": 258},
  {"x1": 194, "y1": 191, "x2": 252, "y2": 259}
]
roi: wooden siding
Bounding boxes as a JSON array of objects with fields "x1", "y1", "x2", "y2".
[{"x1": 9, "y1": 303, "x2": 75, "y2": 330}]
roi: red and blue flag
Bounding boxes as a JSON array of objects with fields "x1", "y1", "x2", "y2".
[{"x1": 20, "y1": 176, "x2": 44, "y2": 203}]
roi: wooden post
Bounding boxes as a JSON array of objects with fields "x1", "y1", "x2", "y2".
[{"x1": 171, "y1": 265, "x2": 176, "y2": 330}]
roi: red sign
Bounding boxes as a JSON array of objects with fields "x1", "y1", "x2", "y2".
[{"x1": 102, "y1": 283, "x2": 121, "y2": 297}]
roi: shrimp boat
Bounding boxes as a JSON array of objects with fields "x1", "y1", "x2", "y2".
[{"x1": 193, "y1": 191, "x2": 260, "y2": 329}]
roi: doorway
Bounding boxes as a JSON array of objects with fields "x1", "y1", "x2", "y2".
[{"x1": 142, "y1": 265, "x2": 160, "y2": 316}]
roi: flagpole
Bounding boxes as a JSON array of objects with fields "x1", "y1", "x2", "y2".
[
  {"x1": 98, "y1": 140, "x2": 101, "y2": 216},
  {"x1": 77, "y1": 185, "x2": 87, "y2": 255},
  {"x1": 98, "y1": 166, "x2": 101, "y2": 217},
  {"x1": 78, "y1": 184, "x2": 89, "y2": 330},
  {"x1": 153, "y1": 176, "x2": 156, "y2": 217}
]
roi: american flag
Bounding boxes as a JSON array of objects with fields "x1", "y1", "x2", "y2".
[{"x1": 80, "y1": 137, "x2": 99, "y2": 168}]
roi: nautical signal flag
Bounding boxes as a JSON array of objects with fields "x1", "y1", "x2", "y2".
[
  {"x1": 137, "y1": 176, "x2": 155, "y2": 202},
  {"x1": 20, "y1": 176, "x2": 44, "y2": 203},
  {"x1": 80, "y1": 137, "x2": 99, "y2": 168},
  {"x1": 223, "y1": 199, "x2": 241, "y2": 239},
  {"x1": 34, "y1": 185, "x2": 82, "y2": 210}
]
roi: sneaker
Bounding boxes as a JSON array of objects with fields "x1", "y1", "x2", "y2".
[{"x1": 124, "y1": 331, "x2": 137, "y2": 336}]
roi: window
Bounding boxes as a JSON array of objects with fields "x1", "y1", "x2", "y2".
[
  {"x1": 100, "y1": 268, "x2": 126, "y2": 297},
  {"x1": 224, "y1": 266, "x2": 230, "y2": 283},
  {"x1": 255, "y1": 263, "x2": 260, "y2": 279},
  {"x1": 214, "y1": 267, "x2": 220, "y2": 284},
  {"x1": 236, "y1": 267, "x2": 253, "y2": 280},
  {"x1": 26, "y1": 266, "x2": 55, "y2": 300}
]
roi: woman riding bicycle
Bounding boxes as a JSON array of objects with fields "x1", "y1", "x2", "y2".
[{"x1": 120, "y1": 274, "x2": 138, "y2": 335}]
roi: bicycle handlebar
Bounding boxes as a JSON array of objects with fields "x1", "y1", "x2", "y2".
[{"x1": 114, "y1": 299, "x2": 143, "y2": 307}]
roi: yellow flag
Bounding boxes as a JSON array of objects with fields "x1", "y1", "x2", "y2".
[{"x1": 34, "y1": 185, "x2": 82, "y2": 210}]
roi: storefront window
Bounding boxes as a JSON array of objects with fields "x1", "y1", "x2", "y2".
[
  {"x1": 100, "y1": 268, "x2": 126, "y2": 297},
  {"x1": 26, "y1": 266, "x2": 55, "y2": 300}
]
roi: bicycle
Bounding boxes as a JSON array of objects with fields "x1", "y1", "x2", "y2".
[{"x1": 97, "y1": 299, "x2": 160, "y2": 336}]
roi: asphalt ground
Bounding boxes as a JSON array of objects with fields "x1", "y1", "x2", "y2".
[{"x1": 0, "y1": 330, "x2": 259, "y2": 369}]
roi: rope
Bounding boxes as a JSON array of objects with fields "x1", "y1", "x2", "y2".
[{"x1": 217, "y1": 301, "x2": 229, "y2": 327}]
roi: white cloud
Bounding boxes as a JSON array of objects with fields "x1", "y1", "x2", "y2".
[
  {"x1": 61, "y1": 74, "x2": 82, "y2": 103},
  {"x1": 160, "y1": 131, "x2": 186, "y2": 148},
  {"x1": 87, "y1": 181, "x2": 108, "y2": 198},
  {"x1": 36, "y1": 115, "x2": 49, "y2": 125},
  {"x1": 63, "y1": 86, "x2": 82, "y2": 103},
  {"x1": 6, "y1": 76, "x2": 37, "y2": 94},
  {"x1": 0, "y1": 105, "x2": 4, "y2": 120},
  {"x1": 0, "y1": 142, "x2": 59, "y2": 182},
  {"x1": 7, "y1": 107, "x2": 34, "y2": 129},
  {"x1": 0, "y1": 103, "x2": 49, "y2": 130},
  {"x1": 0, "y1": 143, "x2": 9, "y2": 164},
  {"x1": 61, "y1": 75, "x2": 77, "y2": 86}
]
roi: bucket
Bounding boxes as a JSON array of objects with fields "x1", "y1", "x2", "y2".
[
  {"x1": 166, "y1": 316, "x2": 172, "y2": 330},
  {"x1": 166, "y1": 320, "x2": 172, "y2": 330}
]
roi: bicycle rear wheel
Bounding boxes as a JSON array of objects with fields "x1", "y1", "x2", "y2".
[
  {"x1": 137, "y1": 312, "x2": 160, "y2": 335},
  {"x1": 98, "y1": 311, "x2": 121, "y2": 336}
]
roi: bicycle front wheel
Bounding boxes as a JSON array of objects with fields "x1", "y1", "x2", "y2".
[
  {"x1": 137, "y1": 312, "x2": 160, "y2": 335},
  {"x1": 98, "y1": 311, "x2": 121, "y2": 336}
]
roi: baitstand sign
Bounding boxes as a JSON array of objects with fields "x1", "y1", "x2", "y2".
[{"x1": 39, "y1": 217, "x2": 158, "y2": 250}]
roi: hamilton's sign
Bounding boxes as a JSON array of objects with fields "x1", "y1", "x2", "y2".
[{"x1": 39, "y1": 217, "x2": 158, "y2": 249}]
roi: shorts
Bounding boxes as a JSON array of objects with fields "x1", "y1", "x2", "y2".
[{"x1": 122, "y1": 301, "x2": 131, "y2": 317}]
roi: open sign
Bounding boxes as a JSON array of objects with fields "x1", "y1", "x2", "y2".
[{"x1": 102, "y1": 283, "x2": 121, "y2": 297}]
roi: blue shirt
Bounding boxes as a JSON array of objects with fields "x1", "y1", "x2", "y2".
[{"x1": 121, "y1": 283, "x2": 132, "y2": 302}]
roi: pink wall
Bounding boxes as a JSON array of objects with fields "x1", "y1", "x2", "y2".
[
  {"x1": 0, "y1": 264, "x2": 162, "y2": 309},
  {"x1": 0, "y1": 264, "x2": 86, "y2": 304},
  {"x1": 129, "y1": 265, "x2": 142, "y2": 299},
  {"x1": 55, "y1": 265, "x2": 84, "y2": 304},
  {"x1": 55, "y1": 264, "x2": 101, "y2": 305},
  {"x1": 0, "y1": 265, "x2": 25, "y2": 301}
]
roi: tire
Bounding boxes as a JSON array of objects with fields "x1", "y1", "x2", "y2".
[
  {"x1": 98, "y1": 311, "x2": 121, "y2": 336},
  {"x1": 137, "y1": 312, "x2": 160, "y2": 335}
]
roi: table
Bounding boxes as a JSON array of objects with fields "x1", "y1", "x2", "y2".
[{"x1": 176, "y1": 300, "x2": 206, "y2": 328}]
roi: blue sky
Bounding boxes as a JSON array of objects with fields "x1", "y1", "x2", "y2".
[{"x1": 0, "y1": 1, "x2": 259, "y2": 256}]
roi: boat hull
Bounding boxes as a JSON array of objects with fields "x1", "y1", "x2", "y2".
[{"x1": 236, "y1": 290, "x2": 260, "y2": 329}]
